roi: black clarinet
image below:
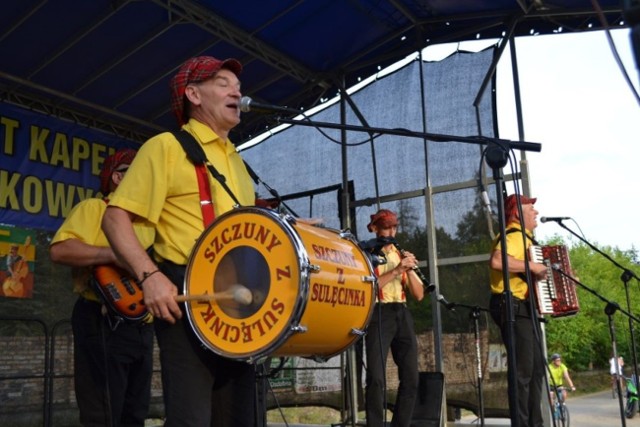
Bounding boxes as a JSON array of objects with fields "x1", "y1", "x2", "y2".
[{"x1": 388, "y1": 239, "x2": 436, "y2": 293}]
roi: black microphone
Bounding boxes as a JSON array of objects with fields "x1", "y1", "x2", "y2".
[
  {"x1": 540, "y1": 216, "x2": 571, "y2": 223},
  {"x1": 481, "y1": 189, "x2": 492, "y2": 214},
  {"x1": 437, "y1": 294, "x2": 456, "y2": 311},
  {"x1": 239, "y1": 96, "x2": 300, "y2": 114}
]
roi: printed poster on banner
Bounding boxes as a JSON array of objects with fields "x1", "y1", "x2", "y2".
[
  {"x1": 488, "y1": 343, "x2": 508, "y2": 372},
  {"x1": 259, "y1": 357, "x2": 344, "y2": 394},
  {"x1": 267, "y1": 357, "x2": 296, "y2": 390},
  {"x1": 294, "y1": 356, "x2": 342, "y2": 393},
  {"x1": 0, "y1": 225, "x2": 36, "y2": 299}
]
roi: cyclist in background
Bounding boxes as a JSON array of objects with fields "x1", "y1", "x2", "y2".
[{"x1": 548, "y1": 353, "x2": 576, "y2": 402}]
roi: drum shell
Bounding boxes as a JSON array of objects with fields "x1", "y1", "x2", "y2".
[{"x1": 184, "y1": 207, "x2": 375, "y2": 363}]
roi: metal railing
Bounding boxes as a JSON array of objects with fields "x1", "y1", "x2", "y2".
[{"x1": 0, "y1": 317, "x2": 50, "y2": 426}]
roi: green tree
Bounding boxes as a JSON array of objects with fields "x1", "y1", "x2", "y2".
[
  {"x1": 397, "y1": 195, "x2": 496, "y2": 333},
  {"x1": 544, "y1": 242, "x2": 640, "y2": 371}
]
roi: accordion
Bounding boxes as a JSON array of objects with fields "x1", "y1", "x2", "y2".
[{"x1": 529, "y1": 245, "x2": 580, "y2": 317}]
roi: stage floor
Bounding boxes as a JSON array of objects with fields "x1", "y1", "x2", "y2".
[{"x1": 148, "y1": 390, "x2": 621, "y2": 427}]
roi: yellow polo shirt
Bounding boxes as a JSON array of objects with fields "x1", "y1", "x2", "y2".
[
  {"x1": 51, "y1": 195, "x2": 155, "y2": 299},
  {"x1": 375, "y1": 246, "x2": 407, "y2": 303},
  {"x1": 489, "y1": 222, "x2": 533, "y2": 300},
  {"x1": 109, "y1": 119, "x2": 255, "y2": 265},
  {"x1": 548, "y1": 362, "x2": 568, "y2": 386}
]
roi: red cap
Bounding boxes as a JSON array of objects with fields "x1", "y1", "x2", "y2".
[
  {"x1": 367, "y1": 209, "x2": 398, "y2": 232},
  {"x1": 504, "y1": 194, "x2": 536, "y2": 220},
  {"x1": 100, "y1": 149, "x2": 137, "y2": 194},
  {"x1": 170, "y1": 56, "x2": 242, "y2": 126}
]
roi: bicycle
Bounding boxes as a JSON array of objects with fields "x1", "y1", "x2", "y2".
[
  {"x1": 551, "y1": 386, "x2": 570, "y2": 427},
  {"x1": 624, "y1": 374, "x2": 639, "y2": 419}
]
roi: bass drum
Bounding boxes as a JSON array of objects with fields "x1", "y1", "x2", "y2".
[{"x1": 184, "y1": 207, "x2": 375, "y2": 363}]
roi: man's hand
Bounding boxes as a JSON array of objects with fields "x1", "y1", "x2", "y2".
[
  {"x1": 142, "y1": 272, "x2": 182, "y2": 323},
  {"x1": 530, "y1": 262, "x2": 548, "y2": 279},
  {"x1": 398, "y1": 250, "x2": 418, "y2": 271}
]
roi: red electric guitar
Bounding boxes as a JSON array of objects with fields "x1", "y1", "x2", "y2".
[{"x1": 91, "y1": 264, "x2": 151, "y2": 322}]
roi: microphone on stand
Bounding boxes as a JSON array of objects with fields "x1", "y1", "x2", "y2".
[
  {"x1": 239, "y1": 96, "x2": 301, "y2": 115},
  {"x1": 540, "y1": 216, "x2": 571, "y2": 223},
  {"x1": 481, "y1": 189, "x2": 492, "y2": 215},
  {"x1": 437, "y1": 294, "x2": 456, "y2": 311}
]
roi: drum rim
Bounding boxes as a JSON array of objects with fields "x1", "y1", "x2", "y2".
[{"x1": 183, "y1": 206, "x2": 310, "y2": 362}]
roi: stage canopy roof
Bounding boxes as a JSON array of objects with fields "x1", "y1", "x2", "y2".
[{"x1": 0, "y1": 0, "x2": 626, "y2": 143}]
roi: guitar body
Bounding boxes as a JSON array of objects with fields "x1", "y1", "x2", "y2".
[
  {"x1": 13, "y1": 258, "x2": 29, "y2": 281},
  {"x1": 2, "y1": 277, "x2": 24, "y2": 297},
  {"x1": 91, "y1": 264, "x2": 149, "y2": 322},
  {"x1": 2, "y1": 258, "x2": 28, "y2": 297}
]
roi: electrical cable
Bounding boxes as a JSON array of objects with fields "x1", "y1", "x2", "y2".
[
  {"x1": 590, "y1": 0, "x2": 640, "y2": 106},
  {"x1": 478, "y1": 148, "x2": 497, "y2": 240}
]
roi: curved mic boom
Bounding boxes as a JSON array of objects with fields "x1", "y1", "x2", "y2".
[{"x1": 437, "y1": 294, "x2": 456, "y2": 311}]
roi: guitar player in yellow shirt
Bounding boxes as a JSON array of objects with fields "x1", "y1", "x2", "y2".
[{"x1": 50, "y1": 149, "x2": 155, "y2": 427}]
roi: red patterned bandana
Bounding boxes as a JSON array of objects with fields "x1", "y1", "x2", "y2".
[
  {"x1": 100, "y1": 148, "x2": 137, "y2": 194},
  {"x1": 367, "y1": 209, "x2": 398, "y2": 232},
  {"x1": 504, "y1": 194, "x2": 537, "y2": 221},
  {"x1": 170, "y1": 56, "x2": 242, "y2": 126}
]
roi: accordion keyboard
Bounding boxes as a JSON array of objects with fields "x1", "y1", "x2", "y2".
[{"x1": 529, "y1": 245, "x2": 579, "y2": 317}]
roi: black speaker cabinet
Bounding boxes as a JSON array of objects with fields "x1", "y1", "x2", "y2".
[{"x1": 410, "y1": 371, "x2": 444, "y2": 427}]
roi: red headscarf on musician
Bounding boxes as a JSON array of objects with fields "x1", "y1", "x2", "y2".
[
  {"x1": 367, "y1": 209, "x2": 399, "y2": 232},
  {"x1": 99, "y1": 149, "x2": 137, "y2": 194},
  {"x1": 504, "y1": 194, "x2": 537, "y2": 223}
]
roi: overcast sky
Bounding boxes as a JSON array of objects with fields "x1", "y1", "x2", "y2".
[
  {"x1": 425, "y1": 28, "x2": 639, "y2": 252},
  {"x1": 500, "y1": 30, "x2": 638, "y2": 252}
]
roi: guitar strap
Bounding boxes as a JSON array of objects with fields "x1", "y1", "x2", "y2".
[{"x1": 172, "y1": 131, "x2": 243, "y2": 227}]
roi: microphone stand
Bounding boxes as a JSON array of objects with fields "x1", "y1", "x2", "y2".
[
  {"x1": 551, "y1": 266, "x2": 640, "y2": 427},
  {"x1": 484, "y1": 142, "x2": 521, "y2": 427},
  {"x1": 605, "y1": 302, "x2": 628, "y2": 427},
  {"x1": 274, "y1": 116, "x2": 542, "y2": 152},
  {"x1": 550, "y1": 220, "x2": 640, "y2": 397},
  {"x1": 241, "y1": 160, "x2": 300, "y2": 218},
  {"x1": 444, "y1": 300, "x2": 490, "y2": 427}
]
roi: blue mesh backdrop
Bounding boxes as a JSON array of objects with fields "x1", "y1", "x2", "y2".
[{"x1": 243, "y1": 48, "x2": 511, "y2": 420}]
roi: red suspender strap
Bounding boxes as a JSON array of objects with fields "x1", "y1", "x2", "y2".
[
  {"x1": 172, "y1": 131, "x2": 243, "y2": 228},
  {"x1": 194, "y1": 163, "x2": 215, "y2": 227}
]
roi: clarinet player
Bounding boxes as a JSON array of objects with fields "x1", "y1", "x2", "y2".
[{"x1": 362, "y1": 209, "x2": 424, "y2": 427}]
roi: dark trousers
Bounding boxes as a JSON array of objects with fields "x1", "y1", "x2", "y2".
[
  {"x1": 490, "y1": 294, "x2": 545, "y2": 427},
  {"x1": 72, "y1": 297, "x2": 154, "y2": 427},
  {"x1": 157, "y1": 262, "x2": 256, "y2": 427},
  {"x1": 365, "y1": 303, "x2": 419, "y2": 427}
]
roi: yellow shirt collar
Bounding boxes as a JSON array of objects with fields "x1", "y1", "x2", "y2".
[{"x1": 184, "y1": 118, "x2": 227, "y2": 147}]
